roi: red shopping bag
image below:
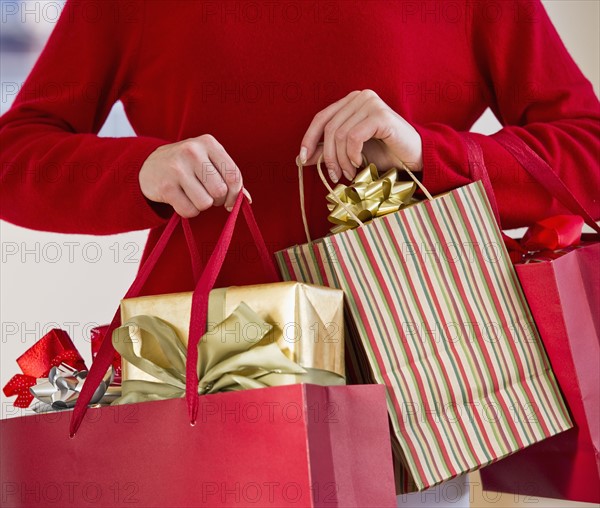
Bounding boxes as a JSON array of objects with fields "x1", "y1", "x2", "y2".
[
  {"x1": 1, "y1": 193, "x2": 397, "y2": 507},
  {"x1": 481, "y1": 242, "x2": 599, "y2": 503},
  {"x1": 0, "y1": 384, "x2": 395, "y2": 508},
  {"x1": 467, "y1": 132, "x2": 600, "y2": 503}
]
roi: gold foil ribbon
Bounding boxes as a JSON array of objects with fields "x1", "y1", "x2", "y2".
[
  {"x1": 326, "y1": 164, "x2": 418, "y2": 234},
  {"x1": 298, "y1": 148, "x2": 434, "y2": 241},
  {"x1": 112, "y1": 303, "x2": 345, "y2": 405}
]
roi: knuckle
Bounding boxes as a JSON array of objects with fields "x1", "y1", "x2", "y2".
[
  {"x1": 334, "y1": 129, "x2": 347, "y2": 142},
  {"x1": 179, "y1": 140, "x2": 198, "y2": 158},
  {"x1": 347, "y1": 130, "x2": 361, "y2": 144},
  {"x1": 313, "y1": 110, "x2": 327, "y2": 123},
  {"x1": 198, "y1": 133, "x2": 217, "y2": 147},
  {"x1": 223, "y1": 168, "x2": 242, "y2": 187},
  {"x1": 158, "y1": 180, "x2": 176, "y2": 199},
  {"x1": 378, "y1": 109, "x2": 396, "y2": 125},
  {"x1": 324, "y1": 122, "x2": 336, "y2": 138},
  {"x1": 198, "y1": 161, "x2": 216, "y2": 180},
  {"x1": 197, "y1": 196, "x2": 214, "y2": 211},
  {"x1": 170, "y1": 163, "x2": 188, "y2": 179},
  {"x1": 212, "y1": 183, "x2": 228, "y2": 200},
  {"x1": 361, "y1": 89, "x2": 378, "y2": 99},
  {"x1": 177, "y1": 205, "x2": 199, "y2": 219}
]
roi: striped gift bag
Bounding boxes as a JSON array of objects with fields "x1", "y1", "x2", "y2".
[{"x1": 276, "y1": 179, "x2": 572, "y2": 492}]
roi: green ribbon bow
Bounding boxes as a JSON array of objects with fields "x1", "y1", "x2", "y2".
[
  {"x1": 327, "y1": 163, "x2": 418, "y2": 234},
  {"x1": 112, "y1": 302, "x2": 344, "y2": 405}
]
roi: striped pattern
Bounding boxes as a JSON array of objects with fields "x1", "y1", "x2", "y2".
[{"x1": 276, "y1": 182, "x2": 571, "y2": 492}]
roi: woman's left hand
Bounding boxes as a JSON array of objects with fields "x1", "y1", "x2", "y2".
[{"x1": 298, "y1": 89, "x2": 423, "y2": 182}]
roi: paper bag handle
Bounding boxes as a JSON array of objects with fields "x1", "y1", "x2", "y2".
[
  {"x1": 70, "y1": 193, "x2": 278, "y2": 436},
  {"x1": 298, "y1": 145, "x2": 433, "y2": 242}
]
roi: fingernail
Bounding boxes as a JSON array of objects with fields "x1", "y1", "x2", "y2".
[
  {"x1": 225, "y1": 206, "x2": 233, "y2": 212},
  {"x1": 328, "y1": 169, "x2": 339, "y2": 183},
  {"x1": 242, "y1": 188, "x2": 253, "y2": 203},
  {"x1": 342, "y1": 169, "x2": 353, "y2": 181},
  {"x1": 350, "y1": 160, "x2": 360, "y2": 169},
  {"x1": 299, "y1": 147, "x2": 308, "y2": 164}
]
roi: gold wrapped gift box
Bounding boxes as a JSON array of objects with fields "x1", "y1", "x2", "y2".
[{"x1": 118, "y1": 281, "x2": 345, "y2": 388}]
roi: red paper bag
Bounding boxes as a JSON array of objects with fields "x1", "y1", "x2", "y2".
[
  {"x1": 465, "y1": 131, "x2": 600, "y2": 503},
  {"x1": 0, "y1": 384, "x2": 396, "y2": 508},
  {"x1": 481, "y1": 242, "x2": 600, "y2": 503},
  {"x1": 2, "y1": 194, "x2": 397, "y2": 507}
]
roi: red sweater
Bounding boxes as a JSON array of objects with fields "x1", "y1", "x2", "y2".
[{"x1": 1, "y1": 0, "x2": 599, "y2": 296}]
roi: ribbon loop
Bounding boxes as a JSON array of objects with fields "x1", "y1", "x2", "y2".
[
  {"x1": 3, "y1": 329, "x2": 115, "y2": 412},
  {"x1": 112, "y1": 303, "x2": 344, "y2": 405},
  {"x1": 29, "y1": 363, "x2": 114, "y2": 413},
  {"x1": 506, "y1": 214, "x2": 585, "y2": 263},
  {"x1": 325, "y1": 163, "x2": 418, "y2": 233}
]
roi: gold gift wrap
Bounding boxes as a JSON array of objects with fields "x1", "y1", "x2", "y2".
[{"x1": 118, "y1": 281, "x2": 345, "y2": 387}]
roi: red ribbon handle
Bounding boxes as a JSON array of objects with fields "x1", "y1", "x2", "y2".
[
  {"x1": 462, "y1": 131, "x2": 600, "y2": 235},
  {"x1": 70, "y1": 193, "x2": 278, "y2": 436},
  {"x1": 185, "y1": 193, "x2": 279, "y2": 423},
  {"x1": 70, "y1": 213, "x2": 180, "y2": 436}
]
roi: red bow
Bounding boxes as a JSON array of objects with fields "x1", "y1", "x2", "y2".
[
  {"x1": 3, "y1": 329, "x2": 86, "y2": 408},
  {"x1": 505, "y1": 215, "x2": 584, "y2": 264}
]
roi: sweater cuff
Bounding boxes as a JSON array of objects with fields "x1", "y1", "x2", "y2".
[
  {"x1": 413, "y1": 123, "x2": 473, "y2": 196},
  {"x1": 120, "y1": 137, "x2": 173, "y2": 229}
]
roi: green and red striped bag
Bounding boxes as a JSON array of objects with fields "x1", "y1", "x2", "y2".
[{"x1": 275, "y1": 178, "x2": 572, "y2": 493}]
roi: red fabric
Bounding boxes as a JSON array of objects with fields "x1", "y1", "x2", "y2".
[{"x1": 1, "y1": 0, "x2": 599, "y2": 296}]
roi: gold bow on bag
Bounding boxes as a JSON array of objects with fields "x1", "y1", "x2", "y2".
[
  {"x1": 326, "y1": 164, "x2": 418, "y2": 234},
  {"x1": 111, "y1": 302, "x2": 344, "y2": 405},
  {"x1": 297, "y1": 150, "x2": 434, "y2": 241}
]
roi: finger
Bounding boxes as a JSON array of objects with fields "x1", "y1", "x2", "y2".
[
  {"x1": 207, "y1": 144, "x2": 243, "y2": 211},
  {"x1": 334, "y1": 110, "x2": 369, "y2": 181},
  {"x1": 323, "y1": 100, "x2": 366, "y2": 183},
  {"x1": 194, "y1": 160, "x2": 228, "y2": 207},
  {"x1": 242, "y1": 187, "x2": 253, "y2": 204},
  {"x1": 174, "y1": 137, "x2": 220, "y2": 210},
  {"x1": 345, "y1": 116, "x2": 382, "y2": 168},
  {"x1": 302, "y1": 144, "x2": 338, "y2": 185},
  {"x1": 179, "y1": 171, "x2": 215, "y2": 212},
  {"x1": 304, "y1": 142, "x2": 324, "y2": 166},
  {"x1": 165, "y1": 185, "x2": 201, "y2": 218},
  {"x1": 299, "y1": 90, "x2": 361, "y2": 164}
]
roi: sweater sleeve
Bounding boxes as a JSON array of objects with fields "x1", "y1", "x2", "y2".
[
  {"x1": 0, "y1": 0, "x2": 171, "y2": 235},
  {"x1": 414, "y1": 0, "x2": 600, "y2": 229}
]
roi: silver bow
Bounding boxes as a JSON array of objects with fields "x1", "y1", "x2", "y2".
[{"x1": 29, "y1": 363, "x2": 117, "y2": 413}]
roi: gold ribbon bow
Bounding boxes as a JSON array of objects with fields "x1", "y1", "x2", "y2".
[
  {"x1": 111, "y1": 303, "x2": 344, "y2": 405},
  {"x1": 326, "y1": 164, "x2": 418, "y2": 234}
]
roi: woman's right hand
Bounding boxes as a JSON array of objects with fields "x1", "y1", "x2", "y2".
[{"x1": 139, "y1": 134, "x2": 244, "y2": 217}]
